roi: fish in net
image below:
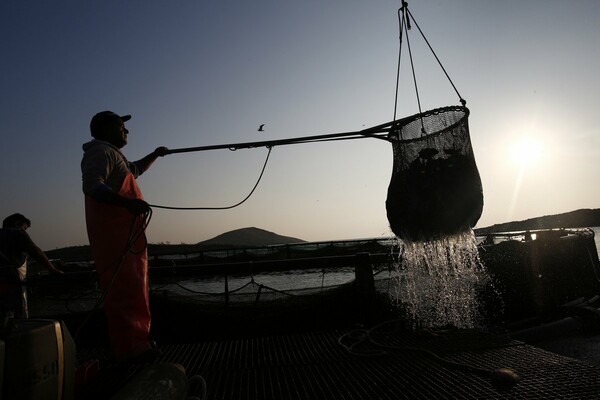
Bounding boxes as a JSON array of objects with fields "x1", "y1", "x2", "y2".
[{"x1": 386, "y1": 106, "x2": 483, "y2": 242}]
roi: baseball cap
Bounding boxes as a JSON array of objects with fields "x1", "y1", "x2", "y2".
[{"x1": 90, "y1": 111, "x2": 132, "y2": 137}]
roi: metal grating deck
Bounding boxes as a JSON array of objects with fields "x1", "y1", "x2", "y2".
[{"x1": 78, "y1": 326, "x2": 600, "y2": 399}]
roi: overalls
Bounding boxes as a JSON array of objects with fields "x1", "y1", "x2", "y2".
[{"x1": 85, "y1": 173, "x2": 151, "y2": 357}]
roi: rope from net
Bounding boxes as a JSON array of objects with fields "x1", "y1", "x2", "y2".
[{"x1": 393, "y1": 1, "x2": 466, "y2": 124}]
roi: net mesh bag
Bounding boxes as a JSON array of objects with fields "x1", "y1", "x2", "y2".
[{"x1": 386, "y1": 106, "x2": 483, "y2": 242}]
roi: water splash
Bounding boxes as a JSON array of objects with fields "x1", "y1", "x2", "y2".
[{"x1": 391, "y1": 230, "x2": 490, "y2": 329}]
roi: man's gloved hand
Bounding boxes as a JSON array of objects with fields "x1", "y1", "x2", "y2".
[
  {"x1": 126, "y1": 198, "x2": 151, "y2": 215},
  {"x1": 153, "y1": 146, "x2": 170, "y2": 157}
]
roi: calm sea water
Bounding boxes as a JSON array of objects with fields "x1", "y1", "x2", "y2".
[{"x1": 153, "y1": 266, "x2": 357, "y2": 296}]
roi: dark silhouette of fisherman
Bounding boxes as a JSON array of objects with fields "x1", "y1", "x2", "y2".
[
  {"x1": 0, "y1": 213, "x2": 63, "y2": 319},
  {"x1": 81, "y1": 111, "x2": 168, "y2": 363}
]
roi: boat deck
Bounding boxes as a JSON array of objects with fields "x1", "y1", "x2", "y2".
[{"x1": 77, "y1": 324, "x2": 600, "y2": 399}]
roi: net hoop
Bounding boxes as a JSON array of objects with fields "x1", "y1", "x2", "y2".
[{"x1": 389, "y1": 105, "x2": 469, "y2": 144}]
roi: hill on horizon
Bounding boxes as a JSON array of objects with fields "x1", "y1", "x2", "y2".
[
  {"x1": 46, "y1": 209, "x2": 600, "y2": 261},
  {"x1": 46, "y1": 227, "x2": 305, "y2": 261},
  {"x1": 475, "y1": 208, "x2": 600, "y2": 234},
  {"x1": 196, "y1": 227, "x2": 306, "y2": 248}
]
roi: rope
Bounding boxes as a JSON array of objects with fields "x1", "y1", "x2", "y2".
[
  {"x1": 402, "y1": 6, "x2": 424, "y2": 121},
  {"x1": 394, "y1": 2, "x2": 426, "y2": 137},
  {"x1": 148, "y1": 123, "x2": 393, "y2": 212},
  {"x1": 404, "y1": 7, "x2": 466, "y2": 106},
  {"x1": 257, "y1": 283, "x2": 298, "y2": 297},
  {"x1": 392, "y1": 1, "x2": 467, "y2": 132},
  {"x1": 149, "y1": 146, "x2": 272, "y2": 211},
  {"x1": 155, "y1": 279, "x2": 256, "y2": 296},
  {"x1": 154, "y1": 278, "x2": 299, "y2": 298},
  {"x1": 393, "y1": 7, "x2": 405, "y2": 120},
  {"x1": 149, "y1": 126, "x2": 391, "y2": 212},
  {"x1": 338, "y1": 319, "x2": 522, "y2": 389}
]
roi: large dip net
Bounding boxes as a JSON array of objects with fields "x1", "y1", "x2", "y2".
[{"x1": 386, "y1": 106, "x2": 483, "y2": 242}]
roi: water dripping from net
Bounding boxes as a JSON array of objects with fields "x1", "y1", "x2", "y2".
[{"x1": 390, "y1": 230, "x2": 492, "y2": 329}]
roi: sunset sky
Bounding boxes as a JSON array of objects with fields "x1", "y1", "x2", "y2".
[{"x1": 2, "y1": 0, "x2": 599, "y2": 250}]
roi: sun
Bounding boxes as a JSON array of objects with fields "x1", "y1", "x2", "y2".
[
  {"x1": 511, "y1": 137, "x2": 543, "y2": 168},
  {"x1": 507, "y1": 136, "x2": 544, "y2": 218}
]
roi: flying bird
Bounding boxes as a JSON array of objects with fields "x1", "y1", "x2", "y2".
[{"x1": 258, "y1": 124, "x2": 265, "y2": 132}]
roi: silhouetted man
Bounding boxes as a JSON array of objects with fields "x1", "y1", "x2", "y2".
[
  {"x1": 81, "y1": 111, "x2": 168, "y2": 363},
  {"x1": 0, "y1": 213, "x2": 63, "y2": 318}
]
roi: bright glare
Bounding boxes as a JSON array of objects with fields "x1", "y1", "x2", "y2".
[
  {"x1": 512, "y1": 137, "x2": 543, "y2": 168},
  {"x1": 507, "y1": 136, "x2": 544, "y2": 218}
]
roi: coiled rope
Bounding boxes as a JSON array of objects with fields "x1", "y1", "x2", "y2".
[{"x1": 338, "y1": 319, "x2": 521, "y2": 390}]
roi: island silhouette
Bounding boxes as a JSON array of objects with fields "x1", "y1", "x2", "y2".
[{"x1": 45, "y1": 209, "x2": 600, "y2": 262}]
